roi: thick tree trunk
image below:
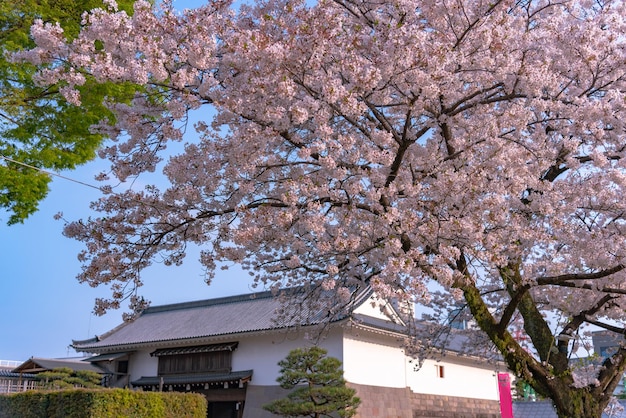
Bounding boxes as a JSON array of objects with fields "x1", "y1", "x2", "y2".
[
  {"x1": 456, "y1": 259, "x2": 626, "y2": 418},
  {"x1": 459, "y1": 274, "x2": 613, "y2": 418},
  {"x1": 551, "y1": 388, "x2": 606, "y2": 418}
]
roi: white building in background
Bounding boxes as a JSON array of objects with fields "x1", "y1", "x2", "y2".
[
  {"x1": 72, "y1": 286, "x2": 509, "y2": 418},
  {"x1": 591, "y1": 330, "x2": 626, "y2": 395},
  {"x1": 2, "y1": 356, "x2": 108, "y2": 393},
  {"x1": 0, "y1": 360, "x2": 36, "y2": 394}
]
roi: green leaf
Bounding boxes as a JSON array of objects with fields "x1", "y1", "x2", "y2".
[{"x1": 0, "y1": 0, "x2": 141, "y2": 225}]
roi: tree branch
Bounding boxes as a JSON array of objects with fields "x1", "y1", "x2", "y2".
[
  {"x1": 557, "y1": 294, "x2": 617, "y2": 354},
  {"x1": 497, "y1": 283, "x2": 530, "y2": 334},
  {"x1": 499, "y1": 263, "x2": 568, "y2": 373},
  {"x1": 456, "y1": 255, "x2": 553, "y2": 396},
  {"x1": 536, "y1": 264, "x2": 626, "y2": 285}
]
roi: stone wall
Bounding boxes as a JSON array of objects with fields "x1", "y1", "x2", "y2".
[
  {"x1": 242, "y1": 383, "x2": 501, "y2": 418},
  {"x1": 349, "y1": 383, "x2": 501, "y2": 418},
  {"x1": 242, "y1": 385, "x2": 291, "y2": 418},
  {"x1": 410, "y1": 393, "x2": 501, "y2": 418},
  {"x1": 350, "y1": 383, "x2": 414, "y2": 418}
]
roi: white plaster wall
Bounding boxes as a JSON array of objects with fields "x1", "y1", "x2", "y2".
[
  {"x1": 128, "y1": 349, "x2": 158, "y2": 381},
  {"x1": 353, "y1": 295, "x2": 399, "y2": 322},
  {"x1": 406, "y1": 357, "x2": 500, "y2": 400},
  {"x1": 121, "y1": 328, "x2": 504, "y2": 402},
  {"x1": 342, "y1": 334, "x2": 407, "y2": 388},
  {"x1": 232, "y1": 329, "x2": 345, "y2": 386},
  {"x1": 342, "y1": 328, "x2": 504, "y2": 400}
]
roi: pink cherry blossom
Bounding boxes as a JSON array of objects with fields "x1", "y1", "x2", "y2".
[{"x1": 19, "y1": 0, "x2": 626, "y2": 415}]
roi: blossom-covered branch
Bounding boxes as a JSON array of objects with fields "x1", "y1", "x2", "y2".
[{"x1": 19, "y1": 0, "x2": 626, "y2": 416}]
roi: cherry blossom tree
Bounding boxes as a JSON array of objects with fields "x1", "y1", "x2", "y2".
[{"x1": 19, "y1": 0, "x2": 626, "y2": 416}]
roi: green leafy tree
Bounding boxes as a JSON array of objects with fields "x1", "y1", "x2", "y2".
[
  {"x1": 0, "y1": 0, "x2": 138, "y2": 225},
  {"x1": 263, "y1": 347, "x2": 360, "y2": 418},
  {"x1": 36, "y1": 367, "x2": 103, "y2": 389}
]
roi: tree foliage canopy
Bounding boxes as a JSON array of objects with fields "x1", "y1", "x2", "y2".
[
  {"x1": 263, "y1": 347, "x2": 360, "y2": 418},
  {"x1": 0, "y1": 0, "x2": 138, "y2": 225},
  {"x1": 36, "y1": 367, "x2": 102, "y2": 390},
  {"x1": 20, "y1": 0, "x2": 626, "y2": 416}
]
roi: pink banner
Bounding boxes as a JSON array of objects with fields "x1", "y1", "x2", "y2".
[{"x1": 498, "y1": 372, "x2": 514, "y2": 418}]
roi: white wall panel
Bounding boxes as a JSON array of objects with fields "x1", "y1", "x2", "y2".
[
  {"x1": 406, "y1": 357, "x2": 500, "y2": 400},
  {"x1": 233, "y1": 329, "x2": 344, "y2": 386}
]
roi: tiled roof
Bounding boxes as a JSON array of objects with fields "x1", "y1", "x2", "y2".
[
  {"x1": 0, "y1": 369, "x2": 35, "y2": 379},
  {"x1": 83, "y1": 352, "x2": 131, "y2": 362},
  {"x1": 73, "y1": 287, "x2": 373, "y2": 352},
  {"x1": 513, "y1": 401, "x2": 558, "y2": 418},
  {"x1": 151, "y1": 342, "x2": 238, "y2": 357},
  {"x1": 12, "y1": 357, "x2": 107, "y2": 374},
  {"x1": 351, "y1": 313, "x2": 410, "y2": 336},
  {"x1": 513, "y1": 400, "x2": 626, "y2": 418},
  {"x1": 131, "y1": 370, "x2": 253, "y2": 387},
  {"x1": 351, "y1": 313, "x2": 496, "y2": 358}
]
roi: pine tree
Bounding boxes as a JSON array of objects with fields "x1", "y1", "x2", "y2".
[
  {"x1": 37, "y1": 367, "x2": 102, "y2": 389},
  {"x1": 26, "y1": 1, "x2": 626, "y2": 415},
  {"x1": 264, "y1": 347, "x2": 360, "y2": 418}
]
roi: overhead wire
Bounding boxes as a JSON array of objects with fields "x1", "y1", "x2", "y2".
[
  {"x1": 0, "y1": 153, "x2": 192, "y2": 213},
  {"x1": 0, "y1": 153, "x2": 102, "y2": 191}
]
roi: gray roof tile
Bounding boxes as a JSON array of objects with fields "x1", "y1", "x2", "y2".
[
  {"x1": 513, "y1": 400, "x2": 626, "y2": 418},
  {"x1": 13, "y1": 357, "x2": 106, "y2": 374},
  {"x1": 83, "y1": 352, "x2": 131, "y2": 362},
  {"x1": 131, "y1": 370, "x2": 253, "y2": 387},
  {"x1": 73, "y1": 287, "x2": 373, "y2": 352},
  {"x1": 0, "y1": 370, "x2": 35, "y2": 378},
  {"x1": 513, "y1": 401, "x2": 558, "y2": 418}
]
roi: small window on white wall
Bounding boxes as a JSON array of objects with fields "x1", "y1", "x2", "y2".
[{"x1": 435, "y1": 364, "x2": 445, "y2": 378}]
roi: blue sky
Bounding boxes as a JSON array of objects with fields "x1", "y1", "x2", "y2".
[
  {"x1": 0, "y1": 155, "x2": 256, "y2": 361},
  {"x1": 0, "y1": 0, "x2": 256, "y2": 362}
]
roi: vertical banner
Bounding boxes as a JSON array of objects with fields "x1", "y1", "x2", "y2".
[{"x1": 498, "y1": 372, "x2": 514, "y2": 418}]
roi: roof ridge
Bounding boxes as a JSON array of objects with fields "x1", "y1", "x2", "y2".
[
  {"x1": 72, "y1": 285, "x2": 377, "y2": 352},
  {"x1": 142, "y1": 288, "x2": 280, "y2": 314}
]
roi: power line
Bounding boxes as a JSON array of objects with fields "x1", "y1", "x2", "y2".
[
  {"x1": 0, "y1": 153, "x2": 174, "y2": 213},
  {"x1": 0, "y1": 153, "x2": 102, "y2": 191}
]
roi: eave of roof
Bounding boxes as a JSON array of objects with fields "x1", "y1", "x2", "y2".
[
  {"x1": 131, "y1": 370, "x2": 253, "y2": 387},
  {"x1": 0, "y1": 370, "x2": 36, "y2": 379},
  {"x1": 72, "y1": 286, "x2": 374, "y2": 353},
  {"x1": 350, "y1": 313, "x2": 410, "y2": 336},
  {"x1": 73, "y1": 318, "x2": 353, "y2": 354},
  {"x1": 151, "y1": 342, "x2": 238, "y2": 357},
  {"x1": 348, "y1": 314, "x2": 506, "y2": 365},
  {"x1": 12, "y1": 357, "x2": 107, "y2": 374},
  {"x1": 84, "y1": 352, "x2": 133, "y2": 362}
]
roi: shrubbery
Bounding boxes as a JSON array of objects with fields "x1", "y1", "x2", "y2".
[
  {"x1": 0, "y1": 388, "x2": 206, "y2": 418},
  {"x1": 36, "y1": 367, "x2": 102, "y2": 390}
]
